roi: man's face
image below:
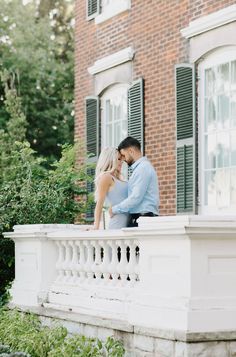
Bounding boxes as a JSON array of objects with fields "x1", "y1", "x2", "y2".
[{"x1": 119, "y1": 148, "x2": 135, "y2": 166}]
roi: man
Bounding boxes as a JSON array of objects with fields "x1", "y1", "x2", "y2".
[{"x1": 109, "y1": 136, "x2": 159, "y2": 227}]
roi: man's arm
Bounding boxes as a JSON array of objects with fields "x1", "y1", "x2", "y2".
[{"x1": 112, "y1": 165, "x2": 151, "y2": 214}]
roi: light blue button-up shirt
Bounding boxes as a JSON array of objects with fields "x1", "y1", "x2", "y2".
[{"x1": 112, "y1": 156, "x2": 159, "y2": 215}]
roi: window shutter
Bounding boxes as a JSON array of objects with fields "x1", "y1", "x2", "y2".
[
  {"x1": 87, "y1": 0, "x2": 100, "y2": 20},
  {"x1": 86, "y1": 96, "x2": 99, "y2": 159},
  {"x1": 85, "y1": 96, "x2": 99, "y2": 220},
  {"x1": 175, "y1": 64, "x2": 196, "y2": 214},
  {"x1": 128, "y1": 78, "x2": 144, "y2": 153}
]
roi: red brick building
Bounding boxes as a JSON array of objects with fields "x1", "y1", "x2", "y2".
[{"x1": 75, "y1": 0, "x2": 236, "y2": 217}]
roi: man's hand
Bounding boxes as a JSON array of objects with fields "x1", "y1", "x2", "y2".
[{"x1": 109, "y1": 206, "x2": 114, "y2": 218}]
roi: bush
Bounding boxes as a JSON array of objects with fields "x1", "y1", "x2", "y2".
[
  {"x1": 0, "y1": 309, "x2": 125, "y2": 357},
  {"x1": 0, "y1": 74, "x2": 89, "y2": 305},
  {"x1": 0, "y1": 142, "x2": 89, "y2": 305}
]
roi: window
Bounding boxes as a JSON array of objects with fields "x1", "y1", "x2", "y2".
[
  {"x1": 101, "y1": 84, "x2": 128, "y2": 149},
  {"x1": 87, "y1": 0, "x2": 131, "y2": 24},
  {"x1": 85, "y1": 79, "x2": 144, "y2": 219},
  {"x1": 199, "y1": 47, "x2": 236, "y2": 214}
]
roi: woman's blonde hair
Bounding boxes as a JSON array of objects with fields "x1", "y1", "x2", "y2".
[{"x1": 94, "y1": 147, "x2": 119, "y2": 200}]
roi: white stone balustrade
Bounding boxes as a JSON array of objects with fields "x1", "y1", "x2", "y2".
[
  {"x1": 4, "y1": 216, "x2": 236, "y2": 338},
  {"x1": 52, "y1": 238, "x2": 139, "y2": 286}
]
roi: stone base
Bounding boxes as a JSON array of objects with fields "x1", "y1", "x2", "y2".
[{"x1": 10, "y1": 305, "x2": 236, "y2": 357}]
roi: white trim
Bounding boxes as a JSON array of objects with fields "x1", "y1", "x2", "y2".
[
  {"x1": 88, "y1": 47, "x2": 135, "y2": 75},
  {"x1": 181, "y1": 4, "x2": 236, "y2": 39},
  {"x1": 95, "y1": 0, "x2": 131, "y2": 25}
]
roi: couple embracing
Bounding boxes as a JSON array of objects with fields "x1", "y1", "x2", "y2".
[{"x1": 93, "y1": 137, "x2": 159, "y2": 230}]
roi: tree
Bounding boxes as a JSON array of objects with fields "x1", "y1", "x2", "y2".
[
  {"x1": 0, "y1": 72, "x2": 87, "y2": 305},
  {"x1": 0, "y1": 0, "x2": 74, "y2": 163}
]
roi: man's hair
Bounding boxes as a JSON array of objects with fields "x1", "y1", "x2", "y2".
[{"x1": 118, "y1": 136, "x2": 141, "y2": 151}]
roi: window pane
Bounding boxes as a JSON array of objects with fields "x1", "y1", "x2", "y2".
[
  {"x1": 205, "y1": 134, "x2": 216, "y2": 169},
  {"x1": 106, "y1": 100, "x2": 112, "y2": 122},
  {"x1": 205, "y1": 97, "x2": 216, "y2": 132},
  {"x1": 217, "y1": 94, "x2": 230, "y2": 129},
  {"x1": 122, "y1": 120, "x2": 127, "y2": 138},
  {"x1": 217, "y1": 63, "x2": 229, "y2": 93},
  {"x1": 231, "y1": 91, "x2": 236, "y2": 127},
  {"x1": 231, "y1": 60, "x2": 236, "y2": 91},
  {"x1": 205, "y1": 170, "x2": 216, "y2": 206},
  {"x1": 114, "y1": 103, "x2": 121, "y2": 121},
  {"x1": 231, "y1": 130, "x2": 236, "y2": 166},
  {"x1": 106, "y1": 124, "x2": 112, "y2": 146},
  {"x1": 231, "y1": 168, "x2": 236, "y2": 205},
  {"x1": 217, "y1": 132, "x2": 230, "y2": 168},
  {"x1": 216, "y1": 169, "x2": 230, "y2": 207},
  {"x1": 114, "y1": 121, "x2": 121, "y2": 148},
  {"x1": 205, "y1": 68, "x2": 216, "y2": 96},
  {"x1": 102, "y1": 86, "x2": 128, "y2": 148}
]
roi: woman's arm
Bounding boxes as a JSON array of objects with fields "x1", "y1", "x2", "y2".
[{"x1": 93, "y1": 174, "x2": 113, "y2": 229}]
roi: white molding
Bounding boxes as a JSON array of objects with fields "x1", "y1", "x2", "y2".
[
  {"x1": 95, "y1": 0, "x2": 131, "y2": 25},
  {"x1": 88, "y1": 47, "x2": 135, "y2": 75},
  {"x1": 181, "y1": 4, "x2": 236, "y2": 39}
]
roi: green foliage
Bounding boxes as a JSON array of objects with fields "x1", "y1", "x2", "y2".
[
  {"x1": 0, "y1": 0, "x2": 74, "y2": 163},
  {"x1": 0, "y1": 142, "x2": 87, "y2": 227},
  {"x1": 0, "y1": 309, "x2": 125, "y2": 357},
  {"x1": 0, "y1": 78, "x2": 87, "y2": 305}
]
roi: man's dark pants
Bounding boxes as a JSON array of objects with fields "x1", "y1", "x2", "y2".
[{"x1": 127, "y1": 212, "x2": 158, "y2": 227}]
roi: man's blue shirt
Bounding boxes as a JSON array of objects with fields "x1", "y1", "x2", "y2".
[{"x1": 112, "y1": 157, "x2": 159, "y2": 215}]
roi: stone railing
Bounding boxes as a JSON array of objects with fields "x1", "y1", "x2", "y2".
[
  {"x1": 4, "y1": 216, "x2": 236, "y2": 335},
  {"x1": 54, "y1": 237, "x2": 139, "y2": 287}
]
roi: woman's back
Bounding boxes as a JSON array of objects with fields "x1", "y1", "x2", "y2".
[{"x1": 105, "y1": 176, "x2": 129, "y2": 229}]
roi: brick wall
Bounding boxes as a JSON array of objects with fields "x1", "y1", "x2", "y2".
[{"x1": 74, "y1": 0, "x2": 236, "y2": 216}]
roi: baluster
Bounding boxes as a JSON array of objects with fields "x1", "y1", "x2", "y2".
[
  {"x1": 134, "y1": 240, "x2": 140, "y2": 281},
  {"x1": 108, "y1": 240, "x2": 119, "y2": 285},
  {"x1": 125, "y1": 240, "x2": 136, "y2": 285},
  {"x1": 99, "y1": 240, "x2": 111, "y2": 282},
  {"x1": 116, "y1": 240, "x2": 128, "y2": 286},
  {"x1": 62, "y1": 241, "x2": 72, "y2": 283},
  {"x1": 76, "y1": 241, "x2": 86, "y2": 282},
  {"x1": 68, "y1": 240, "x2": 79, "y2": 284},
  {"x1": 60, "y1": 241, "x2": 67, "y2": 283},
  {"x1": 84, "y1": 240, "x2": 94, "y2": 281},
  {"x1": 55, "y1": 241, "x2": 65, "y2": 283},
  {"x1": 91, "y1": 240, "x2": 102, "y2": 282}
]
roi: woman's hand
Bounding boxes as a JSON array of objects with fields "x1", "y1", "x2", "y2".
[
  {"x1": 109, "y1": 206, "x2": 114, "y2": 218},
  {"x1": 84, "y1": 227, "x2": 96, "y2": 231}
]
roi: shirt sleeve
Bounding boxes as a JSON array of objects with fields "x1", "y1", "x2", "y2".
[{"x1": 112, "y1": 163, "x2": 151, "y2": 214}]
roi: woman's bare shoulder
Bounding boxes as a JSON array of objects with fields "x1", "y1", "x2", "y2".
[{"x1": 97, "y1": 172, "x2": 113, "y2": 185}]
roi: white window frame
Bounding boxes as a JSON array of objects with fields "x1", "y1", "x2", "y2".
[
  {"x1": 198, "y1": 46, "x2": 236, "y2": 215},
  {"x1": 101, "y1": 83, "x2": 129, "y2": 149},
  {"x1": 95, "y1": 0, "x2": 131, "y2": 25}
]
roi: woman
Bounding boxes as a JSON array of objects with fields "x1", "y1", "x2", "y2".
[{"x1": 93, "y1": 147, "x2": 129, "y2": 230}]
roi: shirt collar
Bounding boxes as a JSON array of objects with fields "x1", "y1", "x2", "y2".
[{"x1": 131, "y1": 156, "x2": 147, "y2": 171}]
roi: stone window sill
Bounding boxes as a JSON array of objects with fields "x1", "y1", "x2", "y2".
[{"x1": 95, "y1": 0, "x2": 131, "y2": 25}]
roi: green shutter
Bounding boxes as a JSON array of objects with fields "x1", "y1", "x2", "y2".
[
  {"x1": 175, "y1": 64, "x2": 196, "y2": 214},
  {"x1": 177, "y1": 145, "x2": 193, "y2": 212},
  {"x1": 128, "y1": 78, "x2": 144, "y2": 153},
  {"x1": 87, "y1": 0, "x2": 100, "y2": 20},
  {"x1": 86, "y1": 96, "x2": 99, "y2": 159},
  {"x1": 85, "y1": 96, "x2": 99, "y2": 220}
]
